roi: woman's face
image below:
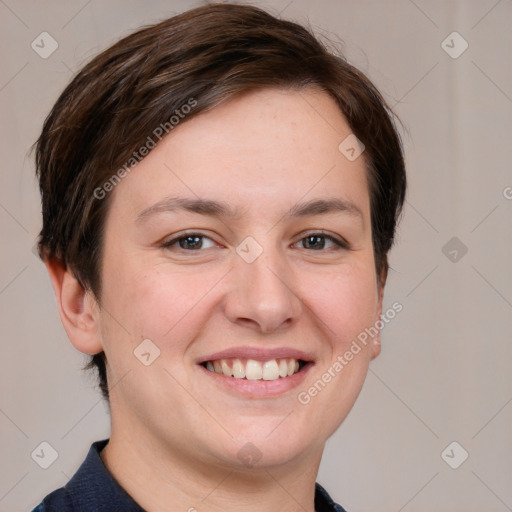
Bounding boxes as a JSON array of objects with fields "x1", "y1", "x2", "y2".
[{"x1": 96, "y1": 86, "x2": 383, "y2": 470}]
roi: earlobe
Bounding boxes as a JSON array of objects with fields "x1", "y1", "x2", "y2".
[
  {"x1": 44, "y1": 257, "x2": 103, "y2": 355},
  {"x1": 371, "y1": 336, "x2": 381, "y2": 359}
]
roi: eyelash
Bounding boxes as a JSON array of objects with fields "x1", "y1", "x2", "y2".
[{"x1": 161, "y1": 231, "x2": 350, "y2": 252}]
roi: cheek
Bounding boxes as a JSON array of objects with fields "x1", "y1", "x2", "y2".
[
  {"x1": 305, "y1": 264, "x2": 379, "y2": 344},
  {"x1": 300, "y1": 266, "x2": 379, "y2": 431},
  {"x1": 101, "y1": 256, "x2": 225, "y2": 347}
]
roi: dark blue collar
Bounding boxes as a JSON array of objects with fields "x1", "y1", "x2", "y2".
[{"x1": 34, "y1": 439, "x2": 347, "y2": 511}]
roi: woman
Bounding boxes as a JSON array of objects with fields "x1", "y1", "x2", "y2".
[{"x1": 32, "y1": 3, "x2": 406, "y2": 511}]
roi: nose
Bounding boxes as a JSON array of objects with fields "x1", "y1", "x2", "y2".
[{"x1": 223, "y1": 243, "x2": 303, "y2": 334}]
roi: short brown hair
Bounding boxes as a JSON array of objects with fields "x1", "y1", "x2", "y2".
[{"x1": 34, "y1": 3, "x2": 406, "y2": 403}]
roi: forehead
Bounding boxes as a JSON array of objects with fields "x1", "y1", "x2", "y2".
[{"x1": 107, "y1": 86, "x2": 370, "y2": 223}]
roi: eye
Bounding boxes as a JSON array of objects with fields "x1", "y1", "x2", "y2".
[
  {"x1": 161, "y1": 233, "x2": 217, "y2": 251},
  {"x1": 295, "y1": 232, "x2": 349, "y2": 251},
  {"x1": 161, "y1": 231, "x2": 349, "y2": 253}
]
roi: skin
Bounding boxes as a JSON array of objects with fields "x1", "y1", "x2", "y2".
[{"x1": 46, "y1": 86, "x2": 385, "y2": 512}]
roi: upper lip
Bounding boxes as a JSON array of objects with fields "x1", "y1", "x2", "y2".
[{"x1": 197, "y1": 347, "x2": 315, "y2": 364}]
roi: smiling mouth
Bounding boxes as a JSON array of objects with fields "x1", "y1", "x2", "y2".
[{"x1": 201, "y1": 358, "x2": 308, "y2": 381}]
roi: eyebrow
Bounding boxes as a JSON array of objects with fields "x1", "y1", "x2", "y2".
[{"x1": 136, "y1": 195, "x2": 364, "y2": 224}]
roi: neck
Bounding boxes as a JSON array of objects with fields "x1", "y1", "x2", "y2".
[{"x1": 101, "y1": 420, "x2": 323, "y2": 512}]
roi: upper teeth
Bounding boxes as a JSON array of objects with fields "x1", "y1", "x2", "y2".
[{"x1": 205, "y1": 358, "x2": 300, "y2": 381}]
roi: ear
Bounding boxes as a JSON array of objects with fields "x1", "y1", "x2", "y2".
[
  {"x1": 371, "y1": 268, "x2": 387, "y2": 360},
  {"x1": 44, "y1": 257, "x2": 103, "y2": 355}
]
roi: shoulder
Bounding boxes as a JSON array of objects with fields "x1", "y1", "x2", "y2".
[
  {"x1": 30, "y1": 486, "x2": 74, "y2": 511},
  {"x1": 30, "y1": 439, "x2": 145, "y2": 512},
  {"x1": 30, "y1": 439, "x2": 109, "y2": 512},
  {"x1": 315, "y1": 482, "x2": 349, "y2": 512}
]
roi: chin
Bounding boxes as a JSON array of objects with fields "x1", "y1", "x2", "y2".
[{"x1": 212, "y1": 421, "x2": 318, "y2": 470}]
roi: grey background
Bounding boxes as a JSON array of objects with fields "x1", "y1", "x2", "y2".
[{"x1": 1, "y1": 1, "x2": 511, "y2": 511}]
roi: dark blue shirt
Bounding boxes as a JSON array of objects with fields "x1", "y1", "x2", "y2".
[{"x1": 32, "y1": 439, "x2": 347, "y2": 511}]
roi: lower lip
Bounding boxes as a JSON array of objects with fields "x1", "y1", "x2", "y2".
[{"x1": 198, "y1": 363, "x2": 313, "y2": 398}]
